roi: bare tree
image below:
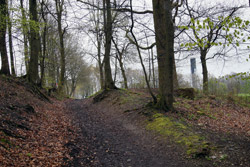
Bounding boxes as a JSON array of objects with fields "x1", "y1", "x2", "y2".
[
  {"x1": 54, "y1": 0, "x2": 67, "y2": 93},
  {"x1": 28, "y1": 0, "x2": 40, "y2": 83},
  {"x1": 20, "y1": 0, "x2": 29, "y2": 72},
  {"x1": 7, "y1": 0, "x2": 15, "y2": 76},
  {"x1": 112, "y1": 37, "x2": 130, "y2": 89},
  {"x1": 184, "y1": 0, "x2": 241, "y2": 94},
  {"x1": 152, "y1": 0, "x2": 180, "y2": 110},
  {"x1": 129, "y1": 0, "x2": 157, "y2": 103},
  {"x1": 39, "y1": 0, "x2": 49, "y2": 87},
  {"x1": 103, "y1": 0, "x2": 116, "y2": 89},
  {"x1": 0, "y1": 0, "x2": 10, "y2": 75}
]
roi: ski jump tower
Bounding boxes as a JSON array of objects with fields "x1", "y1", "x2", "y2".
[{"x1": 190, "y1": 58, "x2": 197, "y2": 88}]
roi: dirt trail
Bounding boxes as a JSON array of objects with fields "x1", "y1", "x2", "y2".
[{"x1": 65, "y1": 99, "x2": 208, "y2": 167}]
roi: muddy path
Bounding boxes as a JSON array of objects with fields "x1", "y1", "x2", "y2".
[{"x1": 64, "y1": 99, "x2": 209, "y2": 167}]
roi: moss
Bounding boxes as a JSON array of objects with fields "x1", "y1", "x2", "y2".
[
  {"x1": 118, "y1": 90, "x2": 141, "y2": 105},
  {"x1": 26, "y1": 153, "x2": 32, "y2": 157},
  {"x1": 0, "y1": 138, "x2": 11, "y2": 145},
  {"x1": 87, "y1": 90, "x2": 103, "y2": 98},
  {"x1": 147, "y1": 114, "x2": 210, "y2": 157}
]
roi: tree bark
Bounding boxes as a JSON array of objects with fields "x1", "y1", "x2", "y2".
[
  {"x1": 55, "y1": 0, "x2": 66, "y2": 94},
  {"x1": 97, "y1": 35, "x2": 104, "y2": 89},
  {"x1": 153, "y1": 0, "x2": 174, "y2": 111},
  {"x1": 201, "y1": 50, "x2": 208, "y2": 94},
  {"x1": 112, "y1": 39, "x2": 128, "y2": 89},
  {"x1": 20, "y1": 0, "x2": 29, "y2": 72},
  {"x1": 118, "y1": 57, "x2": 128, "y2": 89},
  {"x1": 39, "y1": 0, "x2": 48, "y2": 87},
  {"x1": 0, "y1": 0, "x2": 10, "y2": 75},
  {"x1": 151, "y1": 48, "x2": 156, "y2": 88},
  {"x1": 28, "y1": 0, "x2": 40, "y2": 84},
  {"x1": 7, "y1": 1, "x2": 15, "y2": 76},
  {"x1": 173, "y1": 59, "x2": 178, "y2": 89},
  {"x1": 103, "y1": 0, "x2": 116, "y2": 89}
]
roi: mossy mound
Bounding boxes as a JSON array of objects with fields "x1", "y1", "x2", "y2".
[
  {"x1": 147, "y1": 113, "x2": 210, "y2": 157},
  {"x1": 174, "y1": 88, "x2": 196, "y2": 100}
]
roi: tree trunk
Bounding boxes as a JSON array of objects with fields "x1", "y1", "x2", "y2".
[
  {"x1": 153, "y1": 0, "x2": 174, "y2": 111},
  {"x1": 98, "y1": 61, "x2": 104, "y2": 89},
  {"x1": 28, "y1": 0, "x2": 40, "y2": 84},
  {"x1": 173, "y1": 58, "x2": 179, "y2": 89},
  {"x1": 55, "y1": 0, "x2": 66, "y2": 94},
  {"x1": 103, "y1": 0, "x2": 116, "y2": 89},
  {"x1": 145, "y1": 33, "x2": 151, "y2": 83},
  {"x1": 20, "y1": 0, "x2": 29, "y2": 72},
  {"x1": 119, "y1": 57, "x2": 128, "y2": 89},
  {"x1": 97, "y1": 36, "x2": 104, "y2": 89},
  {"x1": 0, "y1": 0, "x2": 10, "y2": 75},
  {"x1": 113, "y1": 54, "x2": 118, "y2": 85},
  {"x1": 200, "y1": 50, "x2": 208, "y2": 94},
  {"x1": 39, "y1": 0, "x2": 47, "y2": 87},
  {"x1": 7, "y1": 1, "x2": 15, "y2": 76},
  {"x1": 70, "y1": 79, "x2": 76, "y2": 97},
  {"x1": 151, "y1": 48, "x2": 156, "y2": 88},
  {"x1": 112, "y1": 38, "x2": 128, "y2": 89}
]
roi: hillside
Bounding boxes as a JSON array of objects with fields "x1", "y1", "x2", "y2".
[
  {"x1": 0, "y1": 75, "x2": 249, "y2": 166},
  {"x1": 80, "y1": 89, "x2": 250, "y2": 166},
  {"x1": 0, "y1": 76, "x2": 77, "y2": 166}
]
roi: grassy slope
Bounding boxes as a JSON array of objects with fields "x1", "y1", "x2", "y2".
[{"x1": 92, "y1": 89, "x2": 250, "y2": 166}]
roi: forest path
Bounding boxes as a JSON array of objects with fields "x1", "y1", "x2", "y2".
[{"x1": 64, "y1": 99, "x2": 197, "y2": 167}]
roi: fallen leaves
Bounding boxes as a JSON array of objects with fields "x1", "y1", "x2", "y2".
[
  {"x1": 0, "y1": 76, "x2": 76, "y2": 167},
  {"x1": 173, "y1": 96, "x2": 250, "y2": 137}
]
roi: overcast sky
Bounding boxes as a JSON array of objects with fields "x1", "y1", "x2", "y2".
[
  {"x1": 1, "y1": 0, "x2": 250, "y2": 80},
  {"x1": 131, "y1": 0, "x2": 250, "y2": 79},
  {"x1": 177, "y1": 0, "x2": 250, "y2": 78}
]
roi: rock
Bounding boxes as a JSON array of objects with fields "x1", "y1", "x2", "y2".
[
  {"x1": 211, "y1": 155, "x2": 217, "y2": 159},
  {"x1": 246, "y1": 131, "x2": 250, "y2": 136},
  {"x1": 174, "y1": 88, "x2": 196, "y2": 100},
  {"x1": 198, "y1": 123, "x2": 204, "y2": 126}
]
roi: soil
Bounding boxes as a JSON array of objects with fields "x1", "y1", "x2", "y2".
[
  {"x1": 1, "y1": 76, "x2": 249, "y2": 167},
  {"x1": 64, "y1": 89, "x2": 250, "y2": 167},
  {"x1": 65, "y1": 99, "x2": 198, "y2": 167}
]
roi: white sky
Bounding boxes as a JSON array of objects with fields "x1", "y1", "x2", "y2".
[
  {"x1": 1, "y1": 0, "x2": 250, "y2": 80},
  {"x1": 141, "y1": 0, "x2": 250, "y2": 79},
  {"x1": 177, "y1": 0, "x2": 250, "y2": 78}
]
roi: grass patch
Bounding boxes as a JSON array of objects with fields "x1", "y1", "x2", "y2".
[
  {"x1": 227, "y1": 94, "x2": 250, "y2": 107},
  {"x1": 118, "y1": 90, "x2": 141, "y2": 105},
  {"x1": 237, "y1": 93, "x2": 250, "y2": 97},
  {"x1": 0, "y1": 138, "x2": 11, "y2": 145},
  {"x1": 87, "y1": 90, "x2": 103, "y2": 98},
  {"x1": 147, "y1": 113, "x2": 210, "y2": 157}
]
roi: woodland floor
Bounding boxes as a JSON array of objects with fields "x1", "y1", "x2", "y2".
[{"x1": 0, "y1": 76, "x2": 250, "y2": 167}]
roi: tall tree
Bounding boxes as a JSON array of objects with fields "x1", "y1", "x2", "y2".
[
  {"x1": 0, "y1": 0, "x2": 10, "y2": 75},
  {"x1": 184, "y1": 1, "x2": 240, "y2": 94},
  {"x1": 90, "y1": 1, "x2": 104, "y2": 89},
  {"x1": 112, "y1": 38, "x2": 129, "y2": 89},
  {"x1": 20, "y1": 0, "x2": 29, "y2": 72},
  {"x1": 55, "y1": 0, "x2": 66, "y2": 93},
  {"x1": 28, "y1": 0, "x2": 40, "y2": 83},
  {"x1": 7, "y1": 0, "x2": 15, "y2": 76},
  {"x1": 39, "y1": 0, "x2": 48, "y2": 87},
  {"x1": 152, "y1": 0, "x2": 175, "y2": 111},
  {"x1": 129, "y1": 0, "x2": 157, "y2": 103},
  {"x1": 103, "y1": 0, "x2": 116, "y2": 89}
]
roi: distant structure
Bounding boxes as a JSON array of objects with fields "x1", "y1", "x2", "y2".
[{"x1": 190, "y1": 58, "x2": 197, "y2": 88}]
